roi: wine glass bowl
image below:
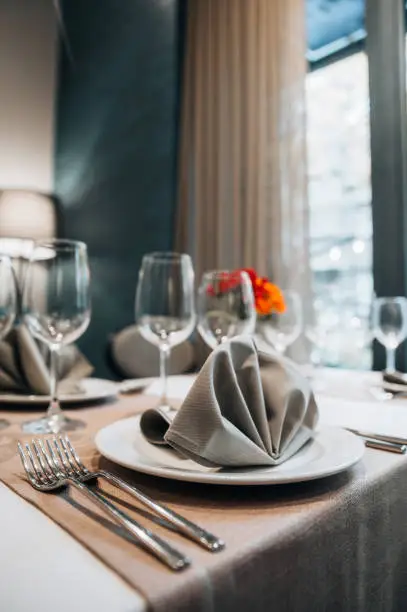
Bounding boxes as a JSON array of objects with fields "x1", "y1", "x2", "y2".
[
  {"x1": 197, "y1": 270, "x2": 256, "y2": 349},
  {"x1": 135, "y1": 252, "x2": 195, "y2": 409},
  {"x1": 372, "y1": 297, "x2": 407, "y2": 373},
  {"x1": 21, "y1": 239, "x2": 91, "y2": 434},
  {"x1": 262, "y1": 290, "x2": 302, "y2": 354},
  {"x1": 0, "y1": 256, "x2": 17, "y2": 430}
]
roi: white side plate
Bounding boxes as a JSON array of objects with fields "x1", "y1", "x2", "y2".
[
  {"x1": 95, "y1": 416, "x2": 365, "y2": 486},
  {"x1": 0, "y1": 378, "x2": 118, "y2": 405}
]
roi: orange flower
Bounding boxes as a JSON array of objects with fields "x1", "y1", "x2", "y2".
[
  {"x1": 207, "y1": 267, "x2": 285, "y2": 316},
  {"x1": 253, "y1": 277, "x2": 286, "y2": 316}
]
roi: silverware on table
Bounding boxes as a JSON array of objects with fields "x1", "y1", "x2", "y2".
[
  {"x1": 17, "y1": 439, "x2": 190, "y2": 572},
  {"x1": 363, "y1": 437, "x2": 406, "y2": 454},
  {"x1": 346, "y1": 428, "x2": 407, "y2": 454},
  {"x1": 61, "y1": 435, "x2": 224, "y2": 553},
  {"x1": 346, "y1": 428, "x2": 407, "y2": 447}
]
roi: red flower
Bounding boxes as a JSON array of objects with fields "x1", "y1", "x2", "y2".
[
  {"x1": 253, "y1": 277, "x2": 285, "y2": 315},
  {"x1": 207, "y1": 271, "x2": 242, "y2": 296},
  {"x1": 207, "y1": 268, "x2": 285, "y2": 316}
]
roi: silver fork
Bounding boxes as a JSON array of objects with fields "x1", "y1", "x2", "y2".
[
  {"x1": 17, "y1": 439, "x2": 189, "y2": 571},
  {"x1": 59, "y1": 435, "x2": 224, "y2": 552}
]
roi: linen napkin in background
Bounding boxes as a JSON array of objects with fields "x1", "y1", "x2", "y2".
[
  {"x1": 382, "y1": 371, "x2": 407, "y2": 386},
  {"x1": 140, "y1": 335, "x2": 319, "y2": 467},
  {"x1": 0, "y1": 324, "x2": 93, "y2": 395}
]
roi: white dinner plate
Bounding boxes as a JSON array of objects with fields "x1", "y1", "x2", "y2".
[
  {"x1": 0, "y1": 378, "x2": 118, "y2": 405},
  {"x1": 95, "y1": 416, "x2": 365, "y2": 486}
]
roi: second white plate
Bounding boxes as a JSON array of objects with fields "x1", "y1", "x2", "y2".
[
  {"x1": 0, "y1": 378, "x2": 118, "y2": 405},
  {"x1": 95, "y1": 416, "x2": 365, "y2": 486}
]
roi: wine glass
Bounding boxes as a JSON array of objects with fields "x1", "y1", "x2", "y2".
[
  {"x1": 135, "y1": 252, "x2": 196, "y2": 410},
  {"x1": 262, "y1": 290, "x2": 302, "y2": 354},
  {"x1": 21, "y1": 239, "x2": 91, "y2": 434},
  {"x1": 197, "y1": 270, "x2": 256, "y2": 349},
  {"x1": 0, "y1": 256, "x2": 18, "y2": 430},
  {"x1": 372, "y1": 297, "x2": 407, "y2": 373}
]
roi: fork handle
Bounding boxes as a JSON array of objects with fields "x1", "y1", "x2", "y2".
[
  {"x1": 99, "y1": 470, "x2": 225, "y2": 552},
  {"x1": 69, "y1": 479, "x2": 189, "y2": 571}
]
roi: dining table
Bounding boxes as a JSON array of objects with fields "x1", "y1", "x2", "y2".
[{"x1": 1, "y1": 369, "x2": 407, "y2": 612}]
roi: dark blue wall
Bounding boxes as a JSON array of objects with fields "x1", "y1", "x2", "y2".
[{"x1": 54, "y1": 0, "x2": 183, "y2": 377}]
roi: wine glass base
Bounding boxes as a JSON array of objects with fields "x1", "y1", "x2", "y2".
[
  {"x1": 21, "y1": 414, "x2": 86, "y2": 435},
  {"x1": 0, "y1": 418, "x2": 9, "y2": 430}
]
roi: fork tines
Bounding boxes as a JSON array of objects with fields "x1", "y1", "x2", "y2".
[{"x1": 18, "y1": 437, "x2": 82, "y2": 488}]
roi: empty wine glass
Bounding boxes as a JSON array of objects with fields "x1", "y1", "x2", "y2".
[
  {"x1": 197, "y1": 270, "x2": 256, "y2": 349},
  {"x1": 0, "y1": 256, "x2": 18, "y2": 430},
  {"x1": 135, "y1": 252, "x2": 196, "y2": 410},
  {"x1": 372, "y1": 297, "x2": 407, "y2": 373},
  {"x1": 262, "y1": 290, "x2": 302, "y2": 354},
  {"x1": 21, "y1": 239, "x2": 91, "y2": 434}
]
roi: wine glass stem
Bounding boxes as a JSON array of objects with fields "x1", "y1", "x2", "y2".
[
  {"x1": 159, "y1": 343, "x2": 170, "y2": 407},
  {"x1": 48, "y1": 345, "x2": 62, "y2": 419},
  {"x1": 385, "y1": 347, "x2": 396, "y2": 373}
]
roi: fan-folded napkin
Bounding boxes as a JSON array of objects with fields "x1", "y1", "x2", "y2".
[
  {"x1": 140, "y1": 336, "x2": 319, "y2": 467},
  {"x1": 0, "y1": 324, "x2": 93, "y2": 395}
]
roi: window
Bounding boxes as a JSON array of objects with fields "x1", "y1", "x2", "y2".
[
  {"x1": 305, "y1": 0, "x2": 407, "y2": 371},
  {"x1": 306, "y1": 51, "x2": 372, "y2": 368}
]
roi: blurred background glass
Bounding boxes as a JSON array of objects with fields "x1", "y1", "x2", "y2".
[
  {"x1": 197, "y1": 270, "x2": 256, "y2": 350},
  {"x1": 261, "y1": 291, "x2": 303, "y2": 355}
]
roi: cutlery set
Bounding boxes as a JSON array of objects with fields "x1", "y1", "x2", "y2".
[
  {"x1": 17, "y1": 436, "x2": 224, "y2": 571},
  {"x1": 16, "y1": 422, "x2": 406, "y2": 572},
  {"x1": 346, "y1": 428, "x2": 407, "y2": 454}
]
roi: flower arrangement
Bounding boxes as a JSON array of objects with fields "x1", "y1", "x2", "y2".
[
  {"x1": 241, "y1": 268, "x2": 285, "y2": 316},
  {"x1": 207, "y1": 268, "x2": 285, "y2": 316}
]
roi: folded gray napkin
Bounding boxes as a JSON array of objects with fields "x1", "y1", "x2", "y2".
[
  {"x1": 0, "y1": 324, "x2": 93, "y2": 395},
  {"x1": 382, "y1": 371, "x2": 407, "y2": 386},
  {"x1": 140, "y1": 336, "x2": 319, "y2": 467}
]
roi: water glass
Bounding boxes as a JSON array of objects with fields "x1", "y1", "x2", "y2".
[
  {"x1": 197, "y1": 270, "x2": 256, "y2": 349},
  {"x1": 21, "y1": 239, "x2": 91, "y2": 434},
  {"x1": 135, "y1": 252, "x2": 196, "y2": 409},
  {"x1": 372, "y1": 297, "x2": 407, "y2": 372}
]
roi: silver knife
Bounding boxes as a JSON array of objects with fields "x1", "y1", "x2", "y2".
[
  {"x1": 346, "y1": 427, "x2": 407, "y2": 447},
  {"x1": 363, "y1": 437, "x2": 406, "y2": 454}
]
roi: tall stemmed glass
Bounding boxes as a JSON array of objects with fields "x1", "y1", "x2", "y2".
[
  {"x1": 0, "y1": 256, "x2": 18, "y2": 430},
  {"x1": 21, "y1": 239, "x2": 91, "y2": 434},
  {"x1": 135, "y1": 252, "x2": 196, "y2": 410},
  {"x1": 261, "y1": 290, "x2": 302, "y2": 355},
  {"x1": 197, "y1": 270, "x2": 256, "y2": 349},
  {"x1": 372, "y1": 297, "x2": 407, "y2": 373}
]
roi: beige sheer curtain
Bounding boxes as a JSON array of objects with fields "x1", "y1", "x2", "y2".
[{"x1": 176, "y1": 0, "x2": 310, "y2": 295}]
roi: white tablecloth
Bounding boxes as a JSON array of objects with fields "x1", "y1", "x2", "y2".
[{"x1": 1, "y1": 369, "x2": 406, "y2": 612}]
